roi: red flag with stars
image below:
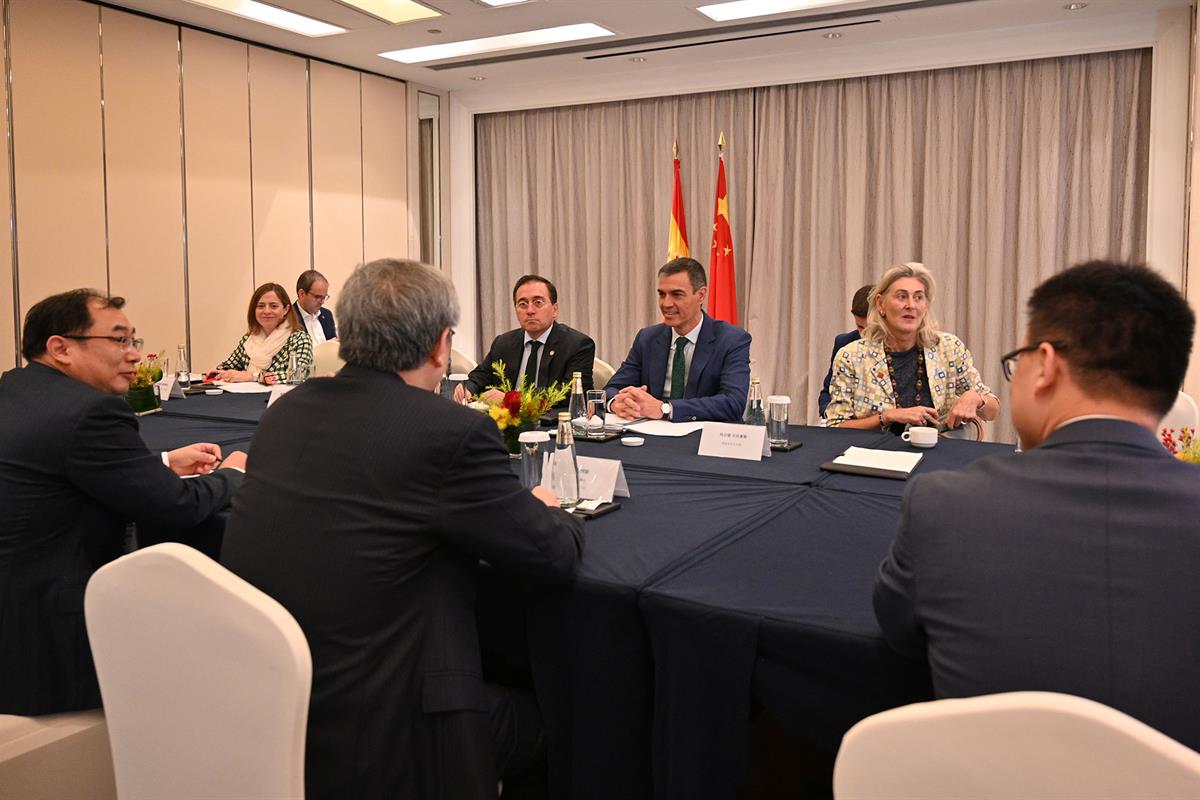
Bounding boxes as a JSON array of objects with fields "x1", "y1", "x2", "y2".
[{"x1": 707, "y1": 144, "x2": 737, "y2": 325}]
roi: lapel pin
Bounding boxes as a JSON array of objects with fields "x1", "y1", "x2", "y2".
[{"x1": 548, "y1": 350, "x2": 555, "y2": 358}]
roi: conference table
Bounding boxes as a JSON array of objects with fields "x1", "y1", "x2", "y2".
[{"x1": 140, "y1": 390, "x2": 1012, "y2": 799}]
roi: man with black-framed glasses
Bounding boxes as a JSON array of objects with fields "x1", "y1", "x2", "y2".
[
  {"x1": 874, "y1": 261, "x2": 1200, "y2": 750},
  {"x1": 0, "y1": 288, "x2": 246, "y2": 716}
]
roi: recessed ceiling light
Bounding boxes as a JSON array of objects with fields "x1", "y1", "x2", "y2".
[
  {"x1": 697, "y1": 0, "x2": 861, "y2": 23},
  {"x1": 336, "y1": 0, "x2": 439, "y2": 24},
  {"x1": 427, "y1": 28, "x2": 442, "y2": 34},
  {"x1": 479, "y1": 0, "x2": 534, "y2": 6},
  {"x1": 379, "y1": 22, "x2": 615, "y2": 64},
  {"x1": 183, "y1": 0, "x2": 345, "y2": 36},
  {"x1": 823, "y1": 31, "x2": 841, "y2": 39},
  {"x1": 1063, "y1": 1, "x2": 1087, "y2": 8},
  {"x1": 629, "y1": 56, "x2": 647, "y2": 62},
  {"x1": 470, "y1": 76, "x2": 487, "y2": 81}
]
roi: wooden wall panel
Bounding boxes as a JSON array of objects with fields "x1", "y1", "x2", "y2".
[
  {"x1": 0, "y1": 4, "x2": 13, "y2": 368},
  {"x1": 310, "y1": 61, "x2": 362, "y2": 307},
  {"x1": 362, "y1": 74, "x2": 408, "y2": 264},
  {"x1": 10, "y1": 0, "x2": 106, "y2": 323},
  {"x1": 249, "y1": 46, "x2": 310, "y2": 294},
  {"x1": 182, "y1": 29, "x2": 253, "y2": 373},
  {"x1": 101, "y1": 7, "x2": 185, "y2": 361}
]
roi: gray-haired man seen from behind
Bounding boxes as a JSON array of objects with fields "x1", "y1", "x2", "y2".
[
  {"x1": 874, "y1": 260, "x2": 1200, "y2": 749},
  {"x1": 221, "y1": 258, "x2": 583, "y2": 799}
]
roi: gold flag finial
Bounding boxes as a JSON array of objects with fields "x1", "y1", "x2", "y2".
[
  {"x1": 673, "y1": 139, "x2": 679, "y2": 159},
  {"x1": 718, "y1": 131, "x2": 726, "y2": 152}
]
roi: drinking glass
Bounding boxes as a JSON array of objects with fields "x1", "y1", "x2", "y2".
[
  {"x1": 585, "y1": 390, "x2": 607, "y2": 439},
  {"x1": 767, "y1": 395, "x2": 791, "y2": 446}
]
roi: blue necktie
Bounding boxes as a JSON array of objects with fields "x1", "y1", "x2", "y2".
[{"x1": 669, "y1": 340, "x2": 687, "y2": 400}]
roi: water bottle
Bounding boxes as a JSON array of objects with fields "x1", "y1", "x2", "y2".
[
  {"x1": 175, "y1": 344, "x2": 189, "y2": 385},
  {"x1": 743, "y1": 377, "x2": 766, "y2": 426},
  {"x1": 568, "y1": 371, "x2": 587, "y2": 439},
  {"x1": 552, "y1": 411, "x2": 580, "y2": 507}
]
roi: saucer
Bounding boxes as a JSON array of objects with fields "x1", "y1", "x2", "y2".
[{"x1": 910, "y1": 440, "x2": 937, "y2": 449}]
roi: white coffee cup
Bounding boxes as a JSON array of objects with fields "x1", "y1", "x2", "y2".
[{"x1": 901, "y1": 425, "x2": 938, "y2": 448}]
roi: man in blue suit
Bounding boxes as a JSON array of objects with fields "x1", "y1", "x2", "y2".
[
  {"x1": 817, "y1": 284, "x2": 872, "y2": 417},
  {"x1": 606, "y1": 257, "x2": 751, "y2": 423},
  {"x1": 874, "y1": 261, "x2": 1200, "y2": 750},
  {"x1": 294, "y1": 269, "x2": 336, "y2": 345}
]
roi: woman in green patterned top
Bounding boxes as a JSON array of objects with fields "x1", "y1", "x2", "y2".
[{"x1": 213, "y1": 283, "x2": 312, "y2": 385}]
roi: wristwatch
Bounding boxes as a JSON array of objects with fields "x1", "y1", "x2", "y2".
[{"x1": 661, "y1": 401, "x2": 672, "y2": 420}]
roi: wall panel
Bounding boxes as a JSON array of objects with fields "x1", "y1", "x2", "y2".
[
  {"x1": 182, "y1": 29, "x2": 253, "y2": 372},
  {"x1": 0, "y1": 3, "x2": 12, "y2": 368},
  {"x1": 10, "y1": 0, "x2": 106, "y2": 321},
  {"x1": 362, "y1": 74, "x2": 408, "y2": 263},
  {"x1": 249, "y1": 45, "x2": 309, "y2": 293},
  {"x1": 311, "y1": 61, "x2": 362, "y2": 307},
  {"x1": 102, "y1": 7, "x2": 185, "y2": 360}
]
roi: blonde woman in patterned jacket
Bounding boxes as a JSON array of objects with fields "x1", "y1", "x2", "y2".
[
  {"x1": 825, "y1": 262, "x2": 999, "y2": 434},
  {"x1": 212, "y1": 283, "x2": 313, "y2": 385}
]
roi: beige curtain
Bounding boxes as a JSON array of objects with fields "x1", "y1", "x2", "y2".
[
  {"x1": 476, "y1": 49, "x2": 1151, "y2": 442},
  {"x1": 475, "y1": 90, "x2": 754, "y2": 367}
]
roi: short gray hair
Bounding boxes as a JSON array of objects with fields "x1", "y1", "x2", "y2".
[{"x1": 338, "y1": 258, "x2": 459, "y2": 372}]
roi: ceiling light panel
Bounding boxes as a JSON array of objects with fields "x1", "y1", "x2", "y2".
[
  {"x1": 184, "y1": 0, "x2": 346, "y2": 36},
  {"x1": 379, "y1": 23, "x2": 615, "y2": 64},
  {"x1": 337, "y1": 0, "x2": 440, "y2": 24},
  {"x1": 697, "y1": 0, "x2": 864, "y2": 23}
]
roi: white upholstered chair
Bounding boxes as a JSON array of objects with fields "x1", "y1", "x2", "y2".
[
  {"x1": 833, "y1": 691, "x2": 1200, "y2": 800},
  {"x1": 592, "y1": 358, "x2": 616, "y2": 390},
  {"x1": 451, "y1": 347, "x2": 478, "y2": 375},
  {"x1": 1160, "y1": 390, "x2": 1199, "y2": 433},
  {"x1": 0, "y1": 710, "x2": 116, "y2": 799},
  {"x1": 311, "y1": 339, "x2": 344, "y2": 376},
  {"x1": 84, "y1": 543, "x2": 311, "y2": 800},
  {"x1": 939, "y1": 417, "x2": 984, "y2": 441}
]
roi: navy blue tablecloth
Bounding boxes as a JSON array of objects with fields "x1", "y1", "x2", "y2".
[
  {"x1": 157, "y1": 390, "x2": 271, "y2": 423},
  {"x1": 137, "y1": 412, "x2": 256, "y2": 454}
]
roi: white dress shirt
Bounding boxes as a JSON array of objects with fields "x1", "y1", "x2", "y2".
[
  {"x1": 662, "y1": 315, "x2": 703, "y2": 399},
  {"x1": 298, "y1": 306, "x2": 327, "y2": 347},
  {"x1": 517, "y1": 324, "x2": 554, "y2": 386}
]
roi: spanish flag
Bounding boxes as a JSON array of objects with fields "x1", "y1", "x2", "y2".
[
  {"x1": 667, "y1": 141, "x2": 690, "y2": 260},
  {"x1": 708, "y1": 133, "x2": 737, "y2": 325}
]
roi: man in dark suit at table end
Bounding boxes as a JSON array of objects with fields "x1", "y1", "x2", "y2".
[
  {"x1": 457, "y1": 274, "x2": 595, "y2": 406},
  {"x1": 874, "y1": 260, "x2": 1200, "y2": 748},
  {"x1": 221, "y1": 258, "x2": 584, "y2": 800},
  {"x1": 293, "y1": 268, "x2": 336, "y2": 345},
  {"x1": 0, "y1": 289, "x2": 245, "y2": 717},
  {"x1": 817, "y1": 283, "x2": 872, "y2": 417},
  {"x1": 606, "y1": 257, "x2": 751, "y2": 423}
]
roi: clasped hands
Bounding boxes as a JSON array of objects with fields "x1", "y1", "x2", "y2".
[
  {"x1": 883, "y1": 390, "x2": 983, "y2": 430},
  {"x1": 609, "y1": 385, "x2": 665, "y2": 420}
]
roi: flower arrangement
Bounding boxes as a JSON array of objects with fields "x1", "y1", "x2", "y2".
[
  {"x1": 471, "y1": 360, "x2": 570, "y2": 454},
  {"x1": 129, "y1": 351, "x2": 166, "y2": 390},
  {"x1": 1161, "y1": 427, "x2": 1200, "y2": 464}
]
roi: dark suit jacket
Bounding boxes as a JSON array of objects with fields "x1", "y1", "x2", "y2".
[
  {"x1": 875, "y1": 418, "x2": 1200, "y2": 749},
  {"x1": 605, "y1": 313, "x2": 752, "y2": 422},
  {"x1": 220, "y1": 364, "x2": 583, "y2": 799},
  {"x1": 465, "y1": 322, "x2": 595, "y2": 402},
  {"x1": 0, "y1": 362, "x2": 242, "y2": 716},
  {"x1": 293, "y1": 301, "x2": 336, "y2": 340},
  {"x1": 818, "y1": 329, "x2": 860, "y2": 417}
]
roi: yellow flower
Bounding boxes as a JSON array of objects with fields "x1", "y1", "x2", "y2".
[{"x1": 489, "y1": 405, "x2": 511, "y2": 429}]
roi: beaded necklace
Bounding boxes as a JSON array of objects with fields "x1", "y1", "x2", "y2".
[{"x1": 884, "y1": 346, "x2": 928, "y2": 408}]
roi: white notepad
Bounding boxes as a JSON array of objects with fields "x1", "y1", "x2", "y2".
[{"x1": 824, "y1": 446, "x2": 924, "y2": 479}]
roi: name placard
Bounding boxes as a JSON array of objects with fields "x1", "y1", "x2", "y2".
[
  {"x1": 542, "y1": 455, "x2": 630, "y2": 503},
  {"x1": 158, "y1": 375, "x2": 184, "y2": 400},
  {"x1": 267, "y1": 384, "x2": 296, "y2": 408},
  {"x1": 697, "y1": 423, "x2": 771, "y2": 461}
]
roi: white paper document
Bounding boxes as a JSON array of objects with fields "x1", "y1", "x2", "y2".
[
  {"x1": 832, "y1": 446, "x2": 923, "y2": 475},
  {"x1": 213, "y1": 381, "x2": 274, "y2": 394},
  {"x1": 622, "y1": 419, "x2": 706, "y2": 437},
  {"x1": 267, "y1": 384, "x2": 296, "y2": 407}
]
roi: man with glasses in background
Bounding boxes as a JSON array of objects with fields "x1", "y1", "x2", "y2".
[
  {"x1": 874, "y1": 261, "x2": 1200, "y2": 750},
  {"x1": 456, "y1": 274, "x2": 595, "y2": 406},
  {"x1": 294, "y1": 269, "x2": 336, "y2": 346},
  {"x1": 0, "y1": 289, "x2": 246, "y2": 716}
]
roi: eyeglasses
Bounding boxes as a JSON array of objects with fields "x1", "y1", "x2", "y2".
[
  {"x1": 1000, "y1": 340, "x2": 1067, "y2": 381},
  {"x1": 305, "y1": 292, "x2": 330, "y2": 302},
  {"x1": 61, "y1": 334, "x2": 144, "y2": 352},
  {"x1": 515, "y1": 298, "x2": 549, "y2": 310}
]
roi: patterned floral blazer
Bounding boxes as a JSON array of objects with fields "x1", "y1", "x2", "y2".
[{"x1": 825, "y1": 331, "x2": 993, "y2": 426}]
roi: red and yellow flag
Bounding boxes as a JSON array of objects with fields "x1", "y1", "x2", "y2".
[
  {"x1": 667, "y1": 141, "x2": 690, "y2": 260},
  {"x1": 708, "y1": 133, "x2": 737, "y2": 325}
]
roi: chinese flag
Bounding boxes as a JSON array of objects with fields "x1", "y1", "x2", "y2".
[
  {"x1": 708, "y1": 149, "x2": 737, "y2": 325},
  {"x1": 667, "y1": 148, "x2": 690, "y2": 260}
]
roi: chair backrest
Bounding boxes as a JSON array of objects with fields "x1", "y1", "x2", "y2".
[
  {"x1": 593, "y1": 358, "x2": 615, "y2": 390},
  {"x1": 312, "y1": 339, "x2": 343, "y2": 376},
  {"x1": 939, "y1": 417, "x2": 983, "y2": 441},
  {"x1": 833, "y1": 691, "x2": 1200, "y2": 800},
  {"x1": 85, "y1": 543, "x2": 311, "y2": 800},
  {"x1": 451, "y1": 347, "x2": 478, "y2": 375},
  {"x1": 1161, "y1": 390, "x2": 1199, "y2": 433}
]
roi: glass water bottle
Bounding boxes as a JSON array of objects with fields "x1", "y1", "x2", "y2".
[
  {"x1": 743, "y1": 377, "x2": 766, "y2": 426},
  {"x1": 552, "y1": 411, "x2": 580, "y2": 507},
  {"x1": 176, "y1": 344, "x2": 189, "y2": 385},
  {"x1": 568, "y1": 371, "x2": 587, "y2": 439}
]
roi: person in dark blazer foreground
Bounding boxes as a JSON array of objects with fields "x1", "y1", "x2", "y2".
[
  {"x1": 0, "y1": 289, "x2": 245, "y2": 716},
  {"x1": 221, "y1": 258, "x2": 583, "y2": 800},
  {"x1": 606, "y1": 257, "x2": 751, "y2": 423},
  {"x1": 458, "y1": 274, "x2": 595, "y2": 405},
  {"x1": 874, "y1": 261, "x2": 1200, "y2": 749}
]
